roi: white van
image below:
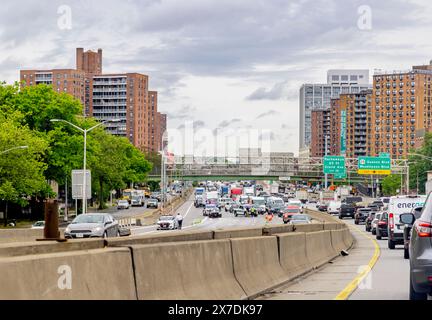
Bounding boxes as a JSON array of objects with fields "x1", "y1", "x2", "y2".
[
  {"x1": 288, "y1": 199, "x2": 303, "y2": 213},
  {"x1": 387, "y1": 195, "x2": 426, "y2": 249},
  {"x1": 327, "y1": 201, "x2": 341, "y2": 215}
]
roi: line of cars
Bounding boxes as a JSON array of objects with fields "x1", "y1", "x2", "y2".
[{"x1": 351, "y1": 194, "x2": 432, "y2": 300}]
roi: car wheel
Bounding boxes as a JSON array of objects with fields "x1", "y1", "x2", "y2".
[
  {"x1": 103, "y1": 231, "x2": 108, "y2": 239},
  {"x1": 372, "y1": 229, "x2": 376, "y2": 235},
  {"x1": 354, "y1": 220, "x2": 359, "y2": 225},
  {"x1": 117, "y1": 230, "x2": 121, "y2": 237},
  {"x1": 410, "y1": 274, "x2": 428, "y2": 300},
  {"x1": 388, "y1": 239, "x2": 396, "y2": 250},
  {"x1": 235, "y1": 214, "x2": 238, "y2": 217},
  {"x1": 339, "y1": 215, "x2": 343, "y2": 220},
  {"x1": 404, "y1": 248, "x2": 409, "y2": 260},
  {"x1": 376, "y1": 235, "x2": 382, "y2": 240}
]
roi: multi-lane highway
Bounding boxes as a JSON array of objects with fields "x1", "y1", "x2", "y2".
[
  {"x1": 131, "y1": 195, "x2": 290, "y2": 236},
  {"x1": 258, "y1": 207, "x2": 411, "y2": 300}
]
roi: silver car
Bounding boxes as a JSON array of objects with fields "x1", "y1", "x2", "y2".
[
  {"x1": 289, "y1": 214, "x2": 312, "y2": 225},
  {"x1": 64, "y1": 213, "x2": 120, "y2": 239},
  {"x1": 156, "y1": 215, "x2": 178, "y2": 230}
]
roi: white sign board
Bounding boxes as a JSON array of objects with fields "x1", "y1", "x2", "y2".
[
  {"x1": 426, "y1": 180, "x2": 432, "y2": 196},
  {"x1": 72, "y1": 170, "x2": 91, "y2": 200}
]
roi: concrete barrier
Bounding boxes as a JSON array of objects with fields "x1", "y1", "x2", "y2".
[
  {"x1": 0, "y1": 229, "x2": 44, "y2": 243},
  {"x1": 0, "y1": 248, "x2": 136, "y2": 300},
  {"x1": 330, "y1": 229, "x2": 348, "y2": 253},
  {"x1": 305, "y1": 231, "x2": 338, "y2": 269},
  {"x1": 0, "y1": 238, "x2": 105, "y2": 257},
  {"x1": 107, "y1": 230, "x2": 214, "y2": 247},
  {"x1": 262, "y1": 224, "x2": 294, "y2": 236},
  {"x1": 231, "y1": 236, "x2": 290, "y2": 298},
  {"x1": 293, "y1": 223, "x2": 324, "y2": 233},
  {"x1": 276, "y1": 232, "x2": 312, "y2": 279},
  {"x1": 324, "y1": 222, "x2": 343, "y2": 230},
  {"x1": 130, "y1": 240, "x2": 246, "y2": 300},
  {"x1": 213, "y1": 227, "x2": 263, "y2": 239},
  {"x1": 342, "y1": 227, "x2": 354, "y2": 249}
]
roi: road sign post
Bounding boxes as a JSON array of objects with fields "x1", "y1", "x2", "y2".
[{"x1": 72, "y1": 170, "x2": 91, "y2": 214}]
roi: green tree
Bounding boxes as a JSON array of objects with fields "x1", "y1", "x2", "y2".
[
  {"x1": 381, "y1": 174, "x2": 402, "y2": 196},
  {"x1": 0, "y1": 114, "x2": 49, "y2": 224}
]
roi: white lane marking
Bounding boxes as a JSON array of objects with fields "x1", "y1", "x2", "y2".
[{"x1": 183, "y1": 201, "x2": 194, "y2": 219}]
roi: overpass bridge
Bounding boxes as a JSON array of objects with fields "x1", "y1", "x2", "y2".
[{"x1": 148, "y1": 156, "x2": 409, "y2": 187}]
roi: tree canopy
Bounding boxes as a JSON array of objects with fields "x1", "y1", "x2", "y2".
[{"x1": 0, "y1": 82, "x2": 153, "y2": 210}]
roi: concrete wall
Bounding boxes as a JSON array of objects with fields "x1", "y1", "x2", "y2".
[
  {"x1": 0, "y1": 248, "x2": 136, "y2": 300},
  {"x1": 230, "y1": 236, "x2": 290, "y2": 298},
  {"x1": 0, "y1": 208, "x2": 353, "y2": 300},
  {"x1": 130, "y1": 240, "x2": 246, "y2": 300}
]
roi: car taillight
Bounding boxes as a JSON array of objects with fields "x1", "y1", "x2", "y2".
[
  {"x1": 415, "y1": 220, "x2": 432, "y2": 238},
  {"x1": 378, "y1": 221, "x2": 386, "y2": 226},
  {"x1": 389, "y1": 213, "x2": 394, "y2": 230}
]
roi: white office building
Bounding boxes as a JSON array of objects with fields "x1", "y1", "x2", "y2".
[{"x1": 299, "y1": 69, "x2": 371, "y2": 150}]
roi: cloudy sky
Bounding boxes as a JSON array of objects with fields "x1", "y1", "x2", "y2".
[{"x1": 1, "y1": 0, "x2": 432, "y2": 156}]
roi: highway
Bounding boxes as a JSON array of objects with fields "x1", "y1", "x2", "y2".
[
  {"x1": 131, "y1": 195, "x2": 291, "y2": 236},
  {"x1": 258, "y1": 208, "x2": 411, "y2": 300}
]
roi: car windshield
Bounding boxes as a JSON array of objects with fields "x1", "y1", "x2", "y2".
[
  {"x1": 33, "y1": 221, "x2": 44, "y2": 226},
  {"x1": 72, "y1": 215, "x2": 105, "y2": 224},
  {"x1": 159, "y1": 216, "x2": 174, "y2": 221},
  {"x1": 286, "y1": 208, "x2": 300, "y2": 213},
  {"x1": 206, "y1": 205, "x2": 216, "y2": 208},
  {"x1": 148, "y1": 199, "x2": 157, "y2": 203}
]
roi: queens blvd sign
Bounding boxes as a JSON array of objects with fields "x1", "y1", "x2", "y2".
[{"x1": 358, "y1": 156, "x2": 391, "y2": 175}]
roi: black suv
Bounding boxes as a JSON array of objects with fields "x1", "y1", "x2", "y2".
[{"x1": 339, "y1": 203, "x2": 356, "y2": 219}]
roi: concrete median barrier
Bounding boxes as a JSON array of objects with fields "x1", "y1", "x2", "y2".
[
  {"x1": 276, "y1": 232, "x2": 312, "y2": 279},
  {"x1": 330, "y1": 229, "x2": 348, "y2": 253},
  {"x1": 231, "y1": 236, "x2": 290, "y2": 298},
  {"x1": 213, "y1": 227, "x2": 263, "y2": 239},
  {"x1": 0, "y1": 248, "x2": 136, "y2": 300},
  {"x1": 0, "y1": 229, "x2": 44, "y2": 243},
  {"x1": 293, "y1": 223, "x2": 324, "y2": 233},
  {"x1": 130, "y1": 240, "x2": 246, "y2": 300},
  {"x1": 342, "y1": 227, "x2": 354, "y2": 249},
  {"x1": 0, "y1": 238, "x2": 105, "y2": 257},
  {"x1": 107, "y1": 230, "x2": 214, "y2": 247},
  {"x1": 262, "y1": 224, "x2": 294, "y2": 236},
  {"x1": 305, "y1": 231, "x2": 338, "y2": 269},
  {"x1": 324, "y1": 222, "x2": 343, "y2": 230}
]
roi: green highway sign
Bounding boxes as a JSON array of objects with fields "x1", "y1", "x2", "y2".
[
  {"x1": 334, "y1": 172, "x2": 347, "y2": 179},
  {"x1": 323, "y1": 156, "x2": 346, "y2": 175},
  {"x1": 340, "y1": 110, "x2": 347, "y2": 156},
  {"x1": 358, "y1": 156, "x2": 391, "y2": 175}
]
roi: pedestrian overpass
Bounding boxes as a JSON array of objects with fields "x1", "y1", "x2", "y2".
[{"x1": 147, "y1": 156, "x2": 409, "y2": 187}]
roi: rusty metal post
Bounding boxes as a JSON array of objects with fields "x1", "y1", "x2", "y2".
[{"x1": 42, "y1": 199, "x2": 61, "y2": 240}]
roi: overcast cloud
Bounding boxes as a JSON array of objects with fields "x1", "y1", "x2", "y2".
[{"x1": 1, "y1": 0, "x2": 432, "y2": 155}]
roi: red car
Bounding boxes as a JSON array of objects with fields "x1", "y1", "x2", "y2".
[{"x1": 282, "y1": 205, "x2": 302, "y2": 224}]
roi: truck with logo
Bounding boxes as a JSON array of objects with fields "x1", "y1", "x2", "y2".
[{"x1": 387, "y1": 195, "x2": 427, "y2": 250}]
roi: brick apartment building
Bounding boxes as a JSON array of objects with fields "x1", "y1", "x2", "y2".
[
  {"x1": 20, "y1": 48, "x2": 167, "y2": 153},
  {"x1": 370, "y1": 64, "x2": 432, "y2": 158},
  {"x1": 310, "y1": 109, "x2": 331, "y2": 157},
  {"x1": 20, "y1": 69, "x2": 86, "y2": 106}
]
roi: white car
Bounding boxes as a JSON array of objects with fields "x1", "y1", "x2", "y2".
[
  {"x1": 31, "y1": 221, "x2": 45, "y2": 229},
  {"x1": 117, "y1": 200, "x2": 130, "y2": 210},
  {"x1": 156, "y1": 215, "x2": 178, "y2": 230}
]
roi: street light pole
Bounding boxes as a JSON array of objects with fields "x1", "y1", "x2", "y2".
[{"x1": 51, "y1": 119, "x2": 120, "y2": 215}]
